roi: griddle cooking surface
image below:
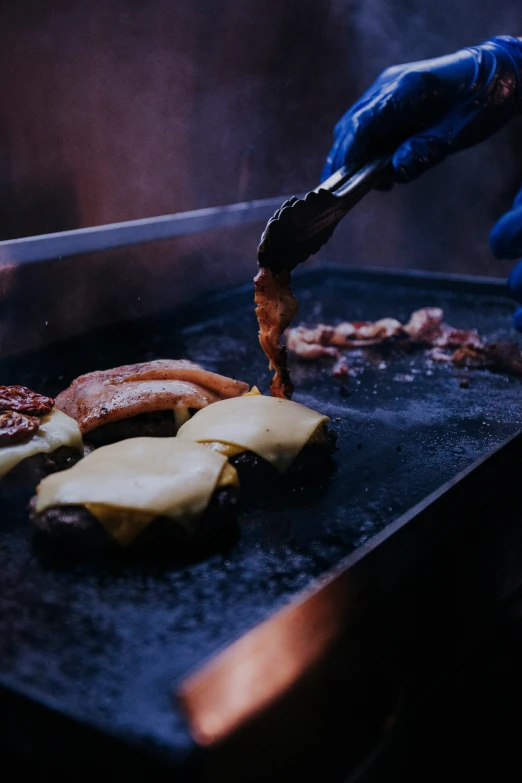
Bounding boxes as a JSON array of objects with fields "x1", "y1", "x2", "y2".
[{"x1": 1, "y1": 268, "x2": 522, "y2": 764}]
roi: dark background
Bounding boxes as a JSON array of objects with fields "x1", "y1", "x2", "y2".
[{"x1": 1, "y1": 0, "x2": 522, "y2": 354}]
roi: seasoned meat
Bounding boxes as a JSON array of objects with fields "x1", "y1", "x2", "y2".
[
  {"x1": 56, "y1": 360, "x2": 249, "y2": 435},
  {"x1": 83, "y1": 410, "x2": 179, "y2": 447},
  {"x1": 403, "y1": 307, "x2": 444, "y2": 342},
  {"x1": 29, "y1": 502, "x2": 112, "y2": 550},
  {"x1": 286, "y1": 325, "x2": 341, "y2": 360},
  {"x1": 450, "y1": 343, "x2": 522, "y2": 374},
  {"x1": 0, "y1": 411, "x2": 40, "y2": 445},
  {"x1": 0, "y1": 385, "x2": 54, "y2": 415},
  {"x1": 229, "y1": 424, "x2": 338, "y2": 491},
  {"x1": 4, "y1": 446, "x2": 82, "y2": 487},
  {"x1": 29, "y1": 485, "x2": 239, "y2": 552},
  {"x1": 254, "y1": 267, "x2": 298, "y2": 399}
]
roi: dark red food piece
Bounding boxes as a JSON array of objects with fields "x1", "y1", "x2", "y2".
[
  {"x1": 0, "y1": 385, "x2": 54, "y2": 415},
  {"x1": 0, "y1": 410, "x2": 41, "y2": 445}
]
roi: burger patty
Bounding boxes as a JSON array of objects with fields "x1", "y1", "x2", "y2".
[
  {"x1": 3, "y1": 445, "x2": 82, "y2": 488},
  {"x1": 229, "y1": 424, "x2": 338, "y2": 488},
  {"x1": 83, "y1": 409, "x2": 201, "y2": 447},
  {"x1": 83, "y1": 410, "x2": 179, "y2": 447},
  {"x1": 29, "y1": 485, "x2": 239, "y2": 551}
]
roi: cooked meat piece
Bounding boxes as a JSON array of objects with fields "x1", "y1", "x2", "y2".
[
  {"x1": 429, "y1": 341, "x2": 522, "y2": 374},
  {"x1": 292, "y1": 324, "x2": 337, "y2": 345},
  {"x1": 451, "y1": 343, "x2": 522, "y2": 374},
  {"x1": 434, "y1": 325, "x2": 483, "y2": 349},
  {"x1": 328, "y1": 322, "x2": 357, "y2": 344},
  {"x1": 285, "y1": 305, "x2": 521, "y2": 380},
  {"x1": 285, "y1": 317, "x2": 404, "y2": 358},
  {"x1": 254, "y1": 267, "x2": 298, "y2": 399},
  {"x1": 3, "y1": 446, "x2": 82, "y2": 503},
  {"x1": 403, "y1": 307, "x2": 444, "y2": 342},
  {"x1": 0, "y1": 385, "x2": 54, "y2": 415},
  {"x1": 354, "y1": 318, "x2": 404, "y2": 341},
  {"x1": 4, "y1": 445, "x2": 81, "y2": 485},
  {"x1": 229, "y1": 424, "x2": 337, "y2": 492},
  {"x1": 56, "y1": 360, "x2": 248, "y2": 436},
  {"x1": 29, "y1": 502, "x2": 112, "y2": 550},
  {"x1": 0, "y1": 411, "x2": 41, "y2": 445},
  {"x1": 83, "y1": 410, "x2": 179, "y2": 447},
  {"x1": 29, "y1": 485, "x2": 239, "y2": 552},
  {"x1": 58, "y1": 380, "x2": 220, "y2": 435},
  {"x1": 286, "y1": 326, "x2": 341, "y2": 359},
  {"x1": 76, "y1": 360, "x2": 248, "y2": 397}
]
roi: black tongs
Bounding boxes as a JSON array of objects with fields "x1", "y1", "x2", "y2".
[{"x1": 257, "y1": 156, "x2": 392, "y2": 271}]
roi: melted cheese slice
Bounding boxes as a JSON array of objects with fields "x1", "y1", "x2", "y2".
[
  {"x1": 0, "y1": 409, "x2": 83, "y2": 479},
  {"x1": 177, "y1": 395, "x2": 329, "y2": 473},
  {"x1": 35, "y1": 438, "x2": 237, "y2": 542}
]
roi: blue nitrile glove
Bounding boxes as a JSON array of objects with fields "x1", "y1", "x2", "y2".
[
  {"x1": 490, "y1": 186, "x2": 522, "y2": 331},
  {"x1": 322, "y1": 36, "x2": 522, "y2": 185}
]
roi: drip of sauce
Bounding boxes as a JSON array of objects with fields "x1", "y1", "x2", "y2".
[{"x1": 254, "y1": 267, "x2": 298, "y2": 399}]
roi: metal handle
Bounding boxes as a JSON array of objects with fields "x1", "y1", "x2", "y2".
[{"x1": 317, "y1": 156, "x2": 392, "y2": 202}]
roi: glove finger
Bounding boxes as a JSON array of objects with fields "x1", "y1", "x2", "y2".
[
  {"x1": 506, "y1": 259, "x2": 522, "y2": 303},
  {"x1": 513, "y1": 305, "x2": 522, "y2": 332},
  {"x1": 391, "y1": 123, "x2": 451, "y2": 183},
  {"x1": 321, "y1": 134, "x2": 346, "y2": 181},
  {"x1": 489, "y1": 205, "x2": 522, "y2": 260},
  {"x1": 322, "y1": 67, "x2": 458, "y2": 183}
]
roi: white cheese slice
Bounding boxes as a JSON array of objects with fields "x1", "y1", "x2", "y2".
[
  {"x1": 35, "y1": 437, "x2": 231, "y2": 529},
  {"x1": 177, "y1": 395, "x2": 329, "y2": 473},
  {"x1": 0, "y1": 409, "x2": 83, "y2": 479}
]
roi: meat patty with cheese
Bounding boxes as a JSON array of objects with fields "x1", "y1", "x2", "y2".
[
  {"x1": 30, "y1": 438, "x2": 239, "y2": 550},
  {"x1": 177, "y1": 389, "x2": 337, "y2": 489},
  {"x1": 1, "y1": 386, "x2": 83, "y2": 496}
]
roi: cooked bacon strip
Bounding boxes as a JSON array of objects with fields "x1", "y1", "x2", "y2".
[
  {"x1": 58, "y1": 381, "x2": 221, "y2": 434},
  {"x1": 431, "y1": 343, "x2": 522, "y2": 375},
  {"x1": 286, "y1": 307, "x2": 522, "y2": 378},
  {"x1": 434, "y1": 325, "x2": 483, "y2": 349},
  {"x1": 65, "y1": 359, "x2": 248, "y2": 398},
  {"x1": 352, "y1": 318, "x2": 403, "y2": 341},
  {"x1": 56, "y1": 360, "x2": 249, "y2": 435},
  {"x1": 254, "y1": 267, "x2": 298, "y2": 398},
  {"x1": 403, "y1": 307, "x2": 444, "y2": 342},
  {"x1": 285, "y1": 325, "x2": 340, "y2": 360}
]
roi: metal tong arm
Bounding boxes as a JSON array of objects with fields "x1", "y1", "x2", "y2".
[
  {"x1": 258, "y1": 156, "x2": 392, "y2": 270},
  {"x1": 317, "y1": 156, "x2": 391, "y2": 202},
  {"x1": 282, "y1": 156, "x2": 392, "y2": 249}
]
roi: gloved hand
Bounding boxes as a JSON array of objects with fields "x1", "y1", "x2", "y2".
[
  {"x1": 322, "y1": 36, "x2": 522, "y2": 184},
  {"x1": 490, "y1": 186, "x2": 522, "y2": 330}
]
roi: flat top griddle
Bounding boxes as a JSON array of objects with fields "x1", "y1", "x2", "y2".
[{"x1": 1, "y1": 266, "x2": 522, "y2": 767}]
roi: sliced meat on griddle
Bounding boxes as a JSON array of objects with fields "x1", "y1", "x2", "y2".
[
  {"x1": 56, "y1": 360, "x2": 249, "y2": 435},
  {"x1": 254, "y1": 267, "x2": 298, "y2": 399}
]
